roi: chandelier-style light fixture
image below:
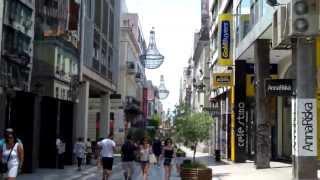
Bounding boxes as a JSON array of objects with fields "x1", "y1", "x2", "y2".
[
  {"x1": 140, "y1": 27, "x2": 164, "y2": 69},
  {"x1": 158, "y1": 75, "x2": 169, "y2": 100}
]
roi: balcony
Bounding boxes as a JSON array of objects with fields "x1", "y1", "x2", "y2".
[
  {"x1": 92, "y1": 58, "x2": 100, "y2": 72},
  {"x1": 101, "y1": 65, "x2": 107, "y2": 77},
  {"x1": 2, "y1": 49, "x2": 31, "y2": 67},
  {"x1": 108, "y1": 70, "x2": 113, "y2": 81}
]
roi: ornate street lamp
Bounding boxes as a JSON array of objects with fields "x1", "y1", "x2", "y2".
[
  {"x1": 158, "y1": 75, "x2": 169, "y2": 100},
  {"x1": 140, "y1": 27, "x2": 164, "y2": 69}
]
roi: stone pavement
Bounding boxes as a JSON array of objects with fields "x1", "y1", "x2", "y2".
[
  {"x1": 18, "y1": 154, "x2": 181, "y2": 180},
  {"x1": 18, "y1": 147, "x2": 316, "y2": 180},
  {"x1": 179, "y1": 146, "x2": 309, "y2": 180}
]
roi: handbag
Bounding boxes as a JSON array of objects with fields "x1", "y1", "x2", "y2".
[
  {"x1": 149, "y1": 153, "x2": 157, "y2": 164},
  {"x1": 1, "y1": 143, "x2": 16, "y2": 173}
]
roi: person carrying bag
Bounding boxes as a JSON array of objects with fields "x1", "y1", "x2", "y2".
[{"x1": 1, "y1": 143, "x2": 15, "y2": 173}]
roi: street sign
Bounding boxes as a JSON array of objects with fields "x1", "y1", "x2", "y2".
[
  {"x1": 265, "y1": 79, "x2": 294, "y2": 96},
  {"x1": 212, "y1": 73, "x2": 233, "y2": 88}
]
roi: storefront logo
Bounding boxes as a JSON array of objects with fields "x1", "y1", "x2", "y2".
[
  {"x1": 296, "y1": 98, "x2": 317, "y2": 156},
  {"x1": 212, "y1": 73, "x2": 233, "y2": 88},
  {"x1": 236, "y1": 102, "x2": 246, "y2": 148},
  {"x1": 218, "y1": 14, "x2": 232, "y2": 66},
  {"x1": 221, "y1": 21, "x2": 230, "y2": 59},
  {"x1": 265, "y1": 79, "x2": 294, "y2": 96}
]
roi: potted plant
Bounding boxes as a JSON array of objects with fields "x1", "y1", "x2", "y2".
[
  {"x1": 175, "y1": 111, "x2": 213, "y2": 180},
  {"x1": 176, "y1": 148, "x2": 186, "y2": 157}
]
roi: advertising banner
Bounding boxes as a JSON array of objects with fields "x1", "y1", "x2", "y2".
[
  {"x1": 212, "y1": 73, "x2": 233, "y2": 88},
  {"x1": 218, "y1": 14, "x2": 233, "y2": 66}
]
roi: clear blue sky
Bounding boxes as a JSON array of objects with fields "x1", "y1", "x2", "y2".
[{"x1": 126, "y1": 0, "x2": 201, "y2": 112}]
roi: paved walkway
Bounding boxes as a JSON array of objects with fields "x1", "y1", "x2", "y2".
[
  {"x1": 18, "y1": 154, "x2": 181, "y2": 180},
  {"x1": 179, "y1": 146, "x2": 297, "y2": 180},
  {"x1": 18, "y1": 147, "x2": 315, "y2": 180}
]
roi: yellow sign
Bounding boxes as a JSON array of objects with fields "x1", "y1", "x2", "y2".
[
  {"x1": 218, "y1": 14, "x2": 233, "y2": 66},
  {"x1": 212, "y1": 73, "x2": 233, "y2": 88}
]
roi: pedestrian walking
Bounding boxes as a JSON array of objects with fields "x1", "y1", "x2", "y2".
[
  {"x1": 86, "y1": 138, "x2": 92, "y2": 165},
  {"x1": 73, "y1": 137, "x2": 86, "y2": 171},
  {"x1": 161, "y1": 138, "x2": 175, "y2": 180},
  {"x1": 97, "y1": 134, "x2": 116, "y2": 180},
  {"x1": 139, "y1": 137, "x2": 152, "y2": 180},
  {"x1": 56, "y1": 136, "x2": 65, "y2": 169},
  {"x1": 152, "y1": 136, "x2": 162, "y2": 166},
  {"x1": 121, "y1": 135, "x2": 137, "y2": 180},
  {"x1": 0, "y1": 130, "x2": 24, "y2": 180}
]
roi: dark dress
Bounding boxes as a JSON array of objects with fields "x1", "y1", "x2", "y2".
[{"x1": 163, "y1": 148, "x2": 174, "y2": 166}]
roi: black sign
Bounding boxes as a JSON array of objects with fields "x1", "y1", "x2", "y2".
[
  {"x1": 265, "y1": 79, "x2": 294, "y2": 96},
  {"x1": 234, "y1": 60, "x2": 247, "y2": 162}
]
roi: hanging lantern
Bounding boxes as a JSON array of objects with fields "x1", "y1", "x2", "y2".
[
  {"x1": 158, "y1": 75, "x2": 169, "y2": 100},
  {"x1": 140, "y1": 27, "x2": 164, "y2": 69}
]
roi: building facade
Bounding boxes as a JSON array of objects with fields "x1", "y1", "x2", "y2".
[
  {"x1": 0, "y1": 0, "x2": 35, "y2": 130},
  {"x1": 76, "y1": 0, "x2": 121, "y2": 141},
  {"x1": 114, "y1": 12, "x2": 147, "y2": 144},
  {"x1": 32, "y1": 37, "x2": 79, "y2": 101}
]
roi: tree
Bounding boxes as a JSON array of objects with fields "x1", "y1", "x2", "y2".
[
  {"x1": 175, "y1": 111, "x2": 213, "y2": 162},
  {"x1": 149, "y1": 113, "x2": 161, "y2": 128}
]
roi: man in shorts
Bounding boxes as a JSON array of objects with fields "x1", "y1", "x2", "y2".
[
  {"x1": 97, "y1": 134, "x2": 116, "y2": 180},
  {"x1": 121, "y1": 135, "x2": 137, "y2": 180}
]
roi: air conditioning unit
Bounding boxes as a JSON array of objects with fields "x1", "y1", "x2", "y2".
[
  {"x1": 288, "y1": 0, "x2": 319, "y2": 37},
  {"x1": 272, "y1": 6, "x2": 292, "y2": 49},
  {"x1": 127, "y1": 61, "x2": 136, "y2": 74}
]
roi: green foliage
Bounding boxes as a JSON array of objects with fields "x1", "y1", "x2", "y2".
[
  {"x1": 175, "y1": 111, "x2": 213, "y2": 161},
  {"x1": 175, "y1": 112, "x2": 213, "y2": 145},
  {"x1": 127, "y1": 128, "x2": 149, "y2": 143},
  {"x1": 149, "y1": 114, "x2": 161, "y2": 128}
]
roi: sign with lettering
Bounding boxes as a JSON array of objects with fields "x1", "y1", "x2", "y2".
[
  {"x1": 265, "y1": 79, "x2": 294, "y2": 96},
  {"x1": 233, "y1": 60, "x2": 247, "y2": 162},
  {"x1": 296, "y1": 99, "x2": 317, "y2": 156},
  {"x1": 218, "y1": 14, "x2": 232, "y2": 66},
  {"x1": 212, "y1": 73, "x2": 233, "y2": 88}
]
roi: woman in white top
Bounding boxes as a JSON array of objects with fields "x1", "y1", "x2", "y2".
[
  {"x1": 139, "y1": 137, "x2": 152, "y2": 180},
  {"x1": 0, "y1": 131, "x2": 24, "y2": 180}
]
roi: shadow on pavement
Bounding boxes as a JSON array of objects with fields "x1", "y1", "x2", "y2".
[{"x1": 213, "y1": 172, "x2": 231, "y2": 178}]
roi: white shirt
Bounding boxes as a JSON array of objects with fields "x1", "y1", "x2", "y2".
[
  {"x1": 56, "y1": 139, "x2": 65, "y2": 154},
  {"x1": 98, "y1": 139, "x2": 116, "y2": 158},
  {"x1": 2, "y1": 143, "x2": 19, "y2": 166}
]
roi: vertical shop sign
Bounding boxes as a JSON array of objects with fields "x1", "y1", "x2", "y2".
[
  {"x1": 233, "y1": 60, "x2": 247, "y2": 162},
  {"x1": 296, "y1": 99, "x2": 317, "y2": 156},
  {"x1": 218, "y1": 14, "x2": 233, "y2": 66}
]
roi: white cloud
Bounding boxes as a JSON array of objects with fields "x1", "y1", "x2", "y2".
[{"x1": 126, "y1": 0, "x2": 200, "y2": 111}]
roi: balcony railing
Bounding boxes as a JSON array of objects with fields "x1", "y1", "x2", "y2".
[
  {"x1": 108, "y1": 70, "x2": 112, "y2": 81},
  {"x1": 101, "y1": 65, "x2": 107, "y2": 76},
  {"x1": 92, "y1": 58, "x2": 100, "y2": 72}
]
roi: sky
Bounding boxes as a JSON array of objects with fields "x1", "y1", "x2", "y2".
[{"x1": 126, "y1": 0, "x2": 201, "y2": 112}]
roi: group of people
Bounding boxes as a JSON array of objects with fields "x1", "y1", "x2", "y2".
[
  {"x1": 0, "y1": 128, "x2": 24, "y2": 180},
  {"x1": 121, "y1": 136, "x2": 182, "y2": 180},
  {"x1": 0, "y1": 130, "x2": 182, "y2": 180}
]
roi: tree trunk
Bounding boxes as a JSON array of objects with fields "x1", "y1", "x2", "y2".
[{"x1": 193, "y1": 142, "x2": 197, "y2": 162}]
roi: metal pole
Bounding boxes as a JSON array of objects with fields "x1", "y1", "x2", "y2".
[{"x1": 293, "y1": 37, "x2": 317, "y2": 180}]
